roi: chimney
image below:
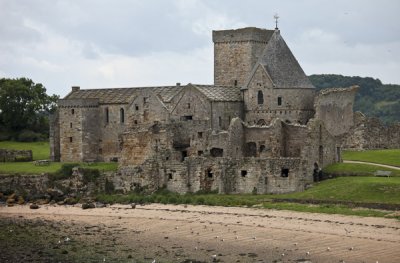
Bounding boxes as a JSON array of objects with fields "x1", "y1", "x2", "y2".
[{"x1": 72, "y1": 86, "x2": 80, "y2": 92}]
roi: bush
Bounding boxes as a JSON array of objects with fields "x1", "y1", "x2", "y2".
[
  {"x1": 105, "y1": 179, "x2": 115, "y2": 194},
  {"x1": 50, "y1": 163, "x2": 79, "y2": 181},
  {"x1": 17, "y1": 130, "x2": 43, "y2": 142},
  {"x1": 81, "y1": 168, "x2": 100, "y2": 183}
]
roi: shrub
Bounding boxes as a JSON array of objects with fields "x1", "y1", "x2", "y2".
[
  {"x1": 17, "y1": 130, "x2": 42, "y2": 142},
  {"x1": 105, "y1": 179, "x2": 115, "y2": 194},
  {"x1": 81, "y1": 168, "x2": 100, "y2": 183},
  {"x1": 49, "y1": 163, "x2": 79, "y2": 181}
]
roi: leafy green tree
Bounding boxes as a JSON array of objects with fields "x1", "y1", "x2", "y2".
[{"x1": 0, "y1": 78, "x2": 59, "y2": 141}]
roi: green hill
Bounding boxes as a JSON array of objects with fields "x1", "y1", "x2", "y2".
[{"x1": 309, "y1": 74, "x2": 400, "y2": 124}]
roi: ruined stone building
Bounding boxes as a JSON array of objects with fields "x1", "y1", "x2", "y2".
[{"x1": 50, "y1": 27, "x2": 358, "y2": 194}]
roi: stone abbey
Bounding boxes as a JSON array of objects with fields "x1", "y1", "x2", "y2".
[{"x1": 50, "y1": 27, "x2": 359, "y2": 194}]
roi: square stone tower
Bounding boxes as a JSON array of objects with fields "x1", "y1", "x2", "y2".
[{"x1": 213, "y1": 27, "x2": 274, "y2": 87}]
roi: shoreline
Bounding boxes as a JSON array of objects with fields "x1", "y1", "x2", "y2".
[{"x1": 1, "y1": 204, "x2": 399, "y2": 262}]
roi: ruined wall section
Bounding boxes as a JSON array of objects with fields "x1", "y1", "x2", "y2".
[
  {"x1": 243, "y1": 119, "x2": 282, "y2": 158},
  {"x1": 58, "y1": 99, "x2": 99, "y2": 162},
  {"x1": 344, "y1": 112, "x2": 400, "y2": 149},
  {"x1": 314, "y1": 86, "x2": 358, "y2": 137},
  {"x1": 282, "y1": 123, "x2": 308, "y2": 157},
  {"x1": 211, "y1": 101, "x2": 243, "y2": 131},
  {"x1": 213, "y1": 28, "x2": 272, "y2": 86}
]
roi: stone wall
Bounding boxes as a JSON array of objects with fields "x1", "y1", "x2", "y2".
[
  {"x1": 0, "y1": 149, "x2": 33, "y2": 162},
  {"x1": 58, "y1": 98, "x2": 100, "y2": 162},
  {"x1": 244, "y1": 65, "x2": 315, "y2": 125},
  {"x1": 314, "y1": 86, "x2": 358, "y2": 137},
  {"x1": 213, "y1": 27, "x2": 272, "y2": 86},
  {"x1": 344, "y1": 112, "x2": 400, "y2": 149},
  {"x1": 49, "y1": 111, "x2": 60, "y2": 161}
]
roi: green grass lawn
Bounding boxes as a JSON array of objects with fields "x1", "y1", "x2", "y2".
[
  {"x1": 0, "y1": 141, "x2": 118, "y2": 174},
  {"x1": 0, "y1": 141, "x2": 49, "y2": 160},
  {"x1": 323, "y1": 163, "x2": 400, "y2": 176},
  {"x1": 343, "y1": 149, "x2": 400, "y2": 167},
  {"x1": 278, "y1": 177, "x2": 400, "y2": 204}
]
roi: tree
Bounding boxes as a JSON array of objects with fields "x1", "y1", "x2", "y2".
[{"x1": 0, "y1": 78, "x2": 59, "y2": 141}]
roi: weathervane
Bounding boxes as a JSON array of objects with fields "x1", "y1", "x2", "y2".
[{"x1": 274, "y1": 13, "x2": 279, "y2": 30}]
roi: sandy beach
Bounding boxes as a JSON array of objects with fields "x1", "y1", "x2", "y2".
[{"x1": 1, "y1": 204, "x2": 399, "y2": 262}]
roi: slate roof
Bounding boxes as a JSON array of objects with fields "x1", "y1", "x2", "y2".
[
  {"x1": 193, "y1": 84, "x2": 242, "y2": 102},
  {"x1": 258, "y1": 30, "x2": 315, "y2": 89},
  {"x1": 64, "y1": 86, "x2": 184, "y2": 104}
]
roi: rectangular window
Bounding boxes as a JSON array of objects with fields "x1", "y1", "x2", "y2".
[
  {"x1": 198, "y1": 150, "x2": 203, "y2": 156},
  {"x1": 198, "y1": 132, "x2": 203, "y2": 138},
  {"x1": 70, "y1": 123, "x2": 72, "y2": 128},
  {"x1": 135, "y1": 105, "x2": 139, "y2": 111},
  {"x1": 180, "y1": 115, "x2": 193, "y2": 121},
  {"x1": 218, "y1": 116, "x2": 222, "y2": 127},
  {"x1": 187, "y1": 103, "x2": 190, "y2": 109},
  {"x1": 278, "y1": 97, "x2": 282, "y2": 106},
  {"x1": 69, "y1": 137, "x2": 73, "y2": 143},
  {"x1": 281, "y1": 168, "x2": 289, "y2": 177}
]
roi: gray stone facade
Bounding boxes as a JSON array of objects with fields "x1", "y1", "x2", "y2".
[{"x1": 51, "y1": 27, "x2": 358, "y2": 194}]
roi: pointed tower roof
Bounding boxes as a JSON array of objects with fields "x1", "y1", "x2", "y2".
[{"x1": 258, "y1": 30, "x2": 314, "y2": 89}]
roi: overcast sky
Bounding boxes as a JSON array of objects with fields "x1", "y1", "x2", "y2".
[{"x1": 1, "y1": 0, "x2": 399, "y2": 97}]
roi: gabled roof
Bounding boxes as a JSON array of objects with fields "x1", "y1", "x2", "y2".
[
  {"x1": 64, "y1": 86, "x2": 184, "y2": 104},
  {"x1": 192, "y1": 84, "x2": 242, "y2": 102},
  {"x1": 257, "y1": 30, "x2": 314, "y2": 89}
]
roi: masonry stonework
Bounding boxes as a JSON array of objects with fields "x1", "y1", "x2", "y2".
[{"x1": 51, "y1": 26, "x2": 359, "y2": 194}]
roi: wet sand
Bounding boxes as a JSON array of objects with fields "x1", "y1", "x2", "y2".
[{"x1": 1, "y1": 204, "x2": 399, "y2": 262}]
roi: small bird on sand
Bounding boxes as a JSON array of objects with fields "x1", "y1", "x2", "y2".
[
  {"x1": 327, "y1": 247, "x2": 330, "y2": 251},
  {"x1": 306, "y1": 251, "x2": 310, "y2": 256}
]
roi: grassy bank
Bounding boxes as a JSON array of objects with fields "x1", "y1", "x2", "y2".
[
  {"x1": 323, "y1": 162, "x2": 400, "y2": 177},
  {"x1": 0, "y1": 141, "x2": 118, "y2": 174},
  {"x1": 343, "y1": 149, "x2": 400, "y2": 167},
  {"x1": 96, "y1": 176, "x2": 400, "y2": 219},
  {"x1": 0, "y1": 141, "x2": 49, "y2": 160}
]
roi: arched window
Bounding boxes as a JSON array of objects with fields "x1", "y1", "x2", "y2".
[
  {"x1": 105, "y1": 108, "x2": 109, "y2": 123},
  {"x1": 257, "y1": 90, "x2": 264, "y2": 105},
  {"x1": 120, "y1": 108, "x2": 125, "y2": 123}
]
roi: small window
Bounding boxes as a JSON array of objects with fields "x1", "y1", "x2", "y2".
[
  {"x1": 198, "y1": 132, "x2": 203, "y2": 138},
  {"x1": 135, "y1": 104, "x2": 139, "y2": 111},
  {"x1": 143, "y1": 97, "x2": 148, "y2": 103},
  {"x1": 69, "y1": 137, "x2": 73, "y2": 143},
  {"x1": 234, "y1": 80, "x2": 238, "y2": 86},
  {"x1": 257, "y1": 90, "x2": 264, "y2": 105},
  {"x1": 187, "y1": 103, "x2": 191, "y2": 109},
  {"x1": 105, "y1": 108, "x2": 109, "y2": 123},
  {"x1": 181, "y1": 151, "x2": 187, "y2": 162},
  {"x1": 198, "y1": 150, "x2": 203, "y2": 156},
  {"x1": 168, "y1": 173, "x2": 173, "y2": 180},
  {"x1": 278, "y1": 97, "x2": 282, "y2": 106},
  {"x1": 181, "y1": 115, "x2": 193, "y2": 121},
  {"x1": 120, "y1": 108, "x2": 125, "y2": 123},
  {"x1": 70, "y1": 123, "x2": 72, "y2": 128},
  {"x1": 241, "y1": 170, "x2": 247, "y2": 177},
  {"x1": 218, "y1": 116, "x2": 222, "y2": 127},
  {"x1": 166, "y1": 156, "x2": 169, "y2": 161},
  {"x1": 281, "y1": 168, "x2": 289, "y2": 177},
  {"x1": 71, "y1": 109, "x2": 75, "y2": 114},
  {"x1": 206, "y1": 168, "x2": 213, "y2": 178},
  {"x1": 134, "y1": 120, "x2": 138, "y2": 125},
  {"x1": 259, "y1": 145, "x2": 266, "y2": 152}
]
